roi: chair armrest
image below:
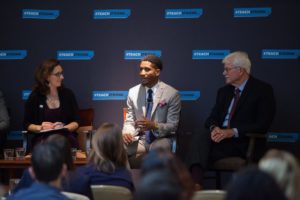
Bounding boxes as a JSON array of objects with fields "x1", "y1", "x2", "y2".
[{"x1": 245, "y1": 133, "x2": 267, "y2": 164}]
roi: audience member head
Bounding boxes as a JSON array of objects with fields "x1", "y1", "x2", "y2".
[
  {"x1": 34, "y1": 58, "x2": 63, "y2": 95},
  {"x1": 29, "y1": 142, "x2": 67, "y2": 184},
  {"x1": 134, "y1": 170, "x2": 182, "y2": 200},
  {"x1": 46, "y1": 134, "x2": 75, "y2": 171},
  {"x1": 141, "y1": 54, "x2": 163, "y2": 71},
  {"x1": 89, "y1": 122, "x2": 128, "y2": 173},
  {"x1": 225, "y1": 167, "x2": 287, "y2": 200},
  {"x1": 141, "y1": 149, "x2": 194, "y2": 200},
  {"x1": 222, "y1": 51, "x2": 251, "y2": 74},
  {"x1": 259, "y1": 149, "x2": 300, "y2": 200}
]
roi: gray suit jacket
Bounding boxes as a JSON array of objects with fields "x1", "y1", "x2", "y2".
[
  {"x1": 0, "y1": 90, "x2": 9, "y2": 131},
  {"x1": 122, "y1": 81, "x2": 181, "y2": 138}
]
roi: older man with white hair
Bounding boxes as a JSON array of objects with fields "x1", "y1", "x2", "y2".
[{"x1": 186, "y1": 51, "x2": 276, "y2": 187}]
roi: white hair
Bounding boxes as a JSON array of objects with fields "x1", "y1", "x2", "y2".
[
  {"x1": 222, "y1": 51, "x2": 251, "y2": 74},
  {"x1": 259, "y1": 149, "x2": 300, "y2": 200}
]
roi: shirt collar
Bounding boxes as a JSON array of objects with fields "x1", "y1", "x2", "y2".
[
  {"x1": 237, "y1": 79, "x2": 248, "y2": 93},
  {"x1": 146, "y1": 81, "x2": 159, "y2": 96}
]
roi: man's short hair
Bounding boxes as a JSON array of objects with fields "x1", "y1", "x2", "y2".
[
  {"x1": 31, "y1": 143, "x2": 64, "y2": 183},
  {"x1": 134, "y1": 170, "x2": 182, "y2": 200},
  {"x1": 141, "y1": 55, "x2": 163, "y2": 70},
  {"x1": 222, "y1": 51, "x2": 251, "y2": 74}
]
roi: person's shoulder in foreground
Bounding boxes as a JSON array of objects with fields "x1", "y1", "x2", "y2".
[{"x1": 8, "y1": 182, "x2": 70, "y2": 200}]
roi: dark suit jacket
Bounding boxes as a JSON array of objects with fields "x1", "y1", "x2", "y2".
[
  {"x1": 23, "y1": 87, "x2": 80, "y2": 129},
  {"x1": 205, "y1": 76, "x2": 276, "y2": 160},
  {"x1": 23, "y1": 87, "x2": 80, "y2": 148}
]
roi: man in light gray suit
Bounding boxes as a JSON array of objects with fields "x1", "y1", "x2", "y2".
[{"x1": 122, "y1": 55, "x2": 181, "y2": 164}]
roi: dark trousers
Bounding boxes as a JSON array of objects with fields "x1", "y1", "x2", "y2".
[
  {"x1": 31, "y1": 130, "x2": 78, "y2": 149},
  {"x1": 185, "y1": 130, "x2": 248, "y2": 169}
]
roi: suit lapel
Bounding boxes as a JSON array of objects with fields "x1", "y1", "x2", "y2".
[
  {"x1": 222, "y1": 87, "x2": 234, "y2": 120},
  {"x1": 138, "y1": 85, "x2": 147, "y2": 117},
  {"x1": 236, "y1": 77, "x2": 252, "y2": 112},
  {"x1": 151, "y1": 82, "x2": 164, "y2": 117}
]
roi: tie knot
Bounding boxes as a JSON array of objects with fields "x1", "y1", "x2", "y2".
[
  {"x1": 147, "y1": 89, "x2": 153, "y2": 102},
  {"x1": 234, "y1": 88, "x2": 240, "y2": 95}
]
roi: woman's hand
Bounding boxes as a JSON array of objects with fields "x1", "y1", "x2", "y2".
[
  {"x1": 53, "y1": 122, "x2": 64, "y2": 129},
  {"x1": 41, "y1": 121, "x2": 54, "y2": 130}
]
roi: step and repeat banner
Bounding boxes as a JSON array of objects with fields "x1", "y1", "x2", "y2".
[{"x1": 0, "y1": 1, "x2": 299, "y2": 138}]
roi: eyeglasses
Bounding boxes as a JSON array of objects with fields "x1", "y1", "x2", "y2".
[
  {"x1": 51, "y1": 72, "x2": 64, "y2": 77},
  {"x1": 223, "y1": 67, "x2": 240, "y2": 73}
]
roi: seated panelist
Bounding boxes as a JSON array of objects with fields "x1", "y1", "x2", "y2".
[
  {"x1": 122, "y1": 55, "x2": 181, "y2": 164},
  {"x1": 186, "y1": 51, "x2": 276, "y2": 186},
  {"x1": 24, "y1": 58, "x2": 80, "y2": 148}
]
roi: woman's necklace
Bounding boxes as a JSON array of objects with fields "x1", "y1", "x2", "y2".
[{"x1": 46, "y1": 94, "x2": 60, "y2": 109}]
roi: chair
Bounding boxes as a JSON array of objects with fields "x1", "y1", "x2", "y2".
[
  {"x1": 77, "y1": 108, "x2": 94, "y2": 151},
  {"x1": 206, "y1": 133, "x2": 266, "y2": 188},
  {"x1": 62, "y1": 191, "x2": 90, "y2": 200},
  {"x1": 91, "y1": 185, "x2": 132, "y2": 200},
  {"x1": 192, "y1": 190, "x2": 226, "y2": 200}
]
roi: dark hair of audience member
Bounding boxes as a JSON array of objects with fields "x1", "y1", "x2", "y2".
[
  {"x1": 89, "y1": 122, "x2": 128, "y2": 173},
  {"x1": 34, "y1": 58, "x2": 61, "y2": 95},
  {"x1": 134, "y1": 170, "x2": 182, "y2": 200},
  {"x1": 225, "y1": 167, "x2": 288, "y2": 200},
  {"x1": 46, "y1": 134, "x2": 75, "y2": 171},
  {"x1": 141, "y1": 54, "x2": 163, "y2": 70},
  {"x1": 31, "y1": 142, "x2": 64, "y2": 183},
  {"x1": 141, "y1": 149, "x2": 195, "y2": 200}
]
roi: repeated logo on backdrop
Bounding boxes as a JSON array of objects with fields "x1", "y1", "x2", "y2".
[
  {"x1": 192, "y1": 50, "x2": 230, "y2": 59},
  {"x1": 22, "y1": 9, "x2": 60, "y2": 19},
  {"x1": 93, "y1": 9, "x2": 131, "y2": 19},
  {"x1": 261, "y1": 49, "x2": 300, "y2": 59},
  {"x1": 57, "y1": 50, "x2": 94, "y2": 60},
  {"x1": 233, "y1": 7, "x2": 272, "y2": 17},
  {"x1": 124, "y1": 50, "x2": 162, "y2": 60},
  {"x1": 0, "y1": 50, "x2": 27, "y2": 60},
  {"x1": 165, "y1": 9, "x2": 203, "y2": 19},
  {"x1": 92, "y1": 91, "x2": 129, "y2": 100},
  {"x1": 267, "y1": 132, "x2": 299, "y2": 143}
]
